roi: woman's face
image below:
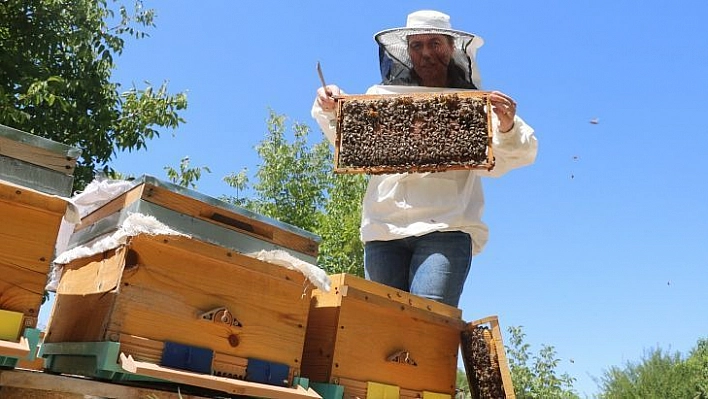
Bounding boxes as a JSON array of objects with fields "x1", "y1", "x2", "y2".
[{"x1": 407, "y1": 34, "x2": 454, "y2": 86}]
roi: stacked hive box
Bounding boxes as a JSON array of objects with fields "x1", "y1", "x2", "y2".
[
  {"x1": 0, "y1": 124, "x2": 80, "y2": 367},
  {"x1": 301, "y1": 273, "x2": 465, "y2": 399},
  {"x1": 41, "y1": 176, "x2": 322, "y2": 398}
]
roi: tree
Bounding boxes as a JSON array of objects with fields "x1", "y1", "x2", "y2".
[
  {"x1": 316, "y1": 172, "x2": 367, "y2": 275},
  {"x1": 456, "y1": 368, "x2": 472, "y2": 399},
  {"x1": 164, "y1": 156, "x2": 211, "y2": 189},
  {"x1": 222, "y1": 168, "x2": 250, "y2": 207},
  {"x1": 0, "y1": 0, "x2": 187, "y2": 190},
  {"x1": 597, "y1": 338, "x2": 708, "y2": 399},
  {"x1": 506, "y1": 326, "x2": 579, "y2": 398},
  {"x1": 247, "y1": 110, "x2": 332, "y2": 232},
  {"x1": 223, "y1": 110, "x2": 366, "y2": 275}
]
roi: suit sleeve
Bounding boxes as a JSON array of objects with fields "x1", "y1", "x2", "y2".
[{"x1": 479, "y1": 114, "x2": 538, "y2": 177}]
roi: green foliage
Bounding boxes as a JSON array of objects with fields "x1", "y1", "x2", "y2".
[
  {"x1": 223, "y1": 110, "x2": 366, "y2": 276},
  {"x1": 248, "y1": 110, "x2": 332, "y2": 232},
  {"x1": 0, "y1": 0, "x2": 187, "y2": 190},
  {"x1": 506, "y1": 326, "x2": 579, "y2": 398},
  {"x1": 456, "y1": 368, "x2": 472, "y2": 399},
  {"x1": 687, "y1": 339, "x2": 708, "y2": 399},
  {"x1": 164, "y1": 156, "x2": 211, "y2": 189},
  {"x1": 597, "y1": 338, "x2": 708, "y2": 399},
  {"x1": 222, "y1": 168, "x2": 251, "y2": 207},
  {"x1": 316, "y1": 172, "x2": 367, "y2": 275}
]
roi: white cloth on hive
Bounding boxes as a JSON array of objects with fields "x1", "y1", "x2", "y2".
[
  {"x1": 46, "y1": 213, "x2": 189, "y2": 291},
  {"x1": 247, "y1": 249, "x2": 331, "y2": 292},
  {"x1": 53, "y1": 213, "x2": 189, "y2": 265},
  {"x1": 54, "y1": 178, "x2": 135, "y2": 258}
]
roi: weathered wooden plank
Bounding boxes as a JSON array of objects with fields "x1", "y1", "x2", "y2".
[
  {"x1": 119, "y1": 353, "x2": 322, "y2": 399},
  {"x1": 55, "y1": 248, "x2": 125, "y2": 295},
  {"x1": 0, "y1": 124, "x2": 79, "y2": 175},
  {"x1": 43, "y1": 291, "x2": 116, "y2": 344},
  {"x1": 0, "y1": 369, "x2": 211, "y2": 399},
  {"x1": 118, "y1": 334, "x2": 250, "y2": 380},
  {"x1": 0, "y1": 180, "x2": 70, "y2": 213},
  {"x1": 327, "y1": 273, "x2": 462, "y2": 319}
]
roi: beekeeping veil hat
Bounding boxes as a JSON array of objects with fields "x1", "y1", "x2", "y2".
[{"x1": 374, "y1": 10, "x2": 484, "y2": 89}]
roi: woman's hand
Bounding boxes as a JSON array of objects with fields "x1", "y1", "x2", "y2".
[
  {"x1": 317, "y1": 84, "x2": 341, "y2": 112},
  {"x1": 489, "y1": 90, "x2": 517, "y2": 133}
]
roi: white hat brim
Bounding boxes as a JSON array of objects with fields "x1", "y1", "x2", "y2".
[{"x1": 374, "y1": 27, "x2": 484, "y2": 49}]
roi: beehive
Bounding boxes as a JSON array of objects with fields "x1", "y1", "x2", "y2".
[
  {"x1": 460, "y1": 316, "x2": 515, "y2": 399},
  {"x1": 42, "y1": 176, "x2": 322, "y2": 392},
  {"x1": 0, "y1": 124, "x2": 80, "y2": 196},
  {"x1": 0, "y1": 124, "x2": 79, "y2": 364},
  {"x1": 334, "y1": 91, "x2": 494, "y2": 174},
  {"x1": 300, "y1": 273, "x2": 465, "y2": 397}
]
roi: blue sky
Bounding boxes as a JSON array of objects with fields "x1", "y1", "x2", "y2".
[{"x1": 61, "y1": 1, "x2": 708, "y2": 396}]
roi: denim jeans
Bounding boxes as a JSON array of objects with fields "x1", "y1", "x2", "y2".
[{"x1": 364, "y1": 231, "x2": 473, "y2": 307}]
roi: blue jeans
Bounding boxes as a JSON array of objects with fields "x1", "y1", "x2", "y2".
[{"x1": 364, "y1": 231, "x2": 473, "y2": 307}]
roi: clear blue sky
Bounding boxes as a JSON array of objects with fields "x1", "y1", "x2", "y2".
[{"x1": 70, "y1": 1, "x2": 708, "y2": 396}]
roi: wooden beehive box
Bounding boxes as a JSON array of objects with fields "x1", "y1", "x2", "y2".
[
  {"x1": 300, "y1": 273, "x2": 465, "y2": 397},
  {"x1": 0, "y1": 182, "x2": 69, "y2": 333},
  {"x1": 460, "y1": 316, "x2": 515, "y2": 399},
  {"x1": 43, "y1": 176, "x2": 322, "y2": 389},
  {"x1": 0, "y1": 124, "x2": 79, "y2": 362},
  {"x1": 0, "y1": 123, "x2": 80, "y2": 197},
  {"x1": 334, "y1": 91, "x2": 494, "y2": 175}
]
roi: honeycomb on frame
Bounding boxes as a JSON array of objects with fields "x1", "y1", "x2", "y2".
[
  {"x1": 460, "y1": 316, "x2": 516, "y2": 398},
  {"x1": 333, "y1": 91, "x2": 495, "y2": 175}
]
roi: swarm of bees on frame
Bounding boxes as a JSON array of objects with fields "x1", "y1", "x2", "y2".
[
  {"x1": 335, "y1": 93, "x2": 492, "y2": 174},
  {"x1": 461, "y1": 324, "x2": 506, "y2": 399}
]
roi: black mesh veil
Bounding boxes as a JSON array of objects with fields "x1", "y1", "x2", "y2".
[{"x1": 375, "y1": 27, "x2": 484, "y2": 89}]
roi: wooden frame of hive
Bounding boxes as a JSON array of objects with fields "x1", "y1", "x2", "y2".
[
  {"x1": 460, "y1": 315, "x2": 515, "y2": 399},
  {"x1": 301, "y1": 273, "x2": 465, "y2": 397},
  {"x1": 333, "y1": 91, "x2": 494, "y2": 175}
]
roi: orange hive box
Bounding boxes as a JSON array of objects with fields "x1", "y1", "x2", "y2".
[
  {"x1": 42, "y1": 176, "x2": 323, "y2": 397},
  {"x1": 0, "y1": 124, "x2": 79, "y2": 364},
  {"x1": 301, "y1": 273, "x2": 465, "y2": 398}
]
